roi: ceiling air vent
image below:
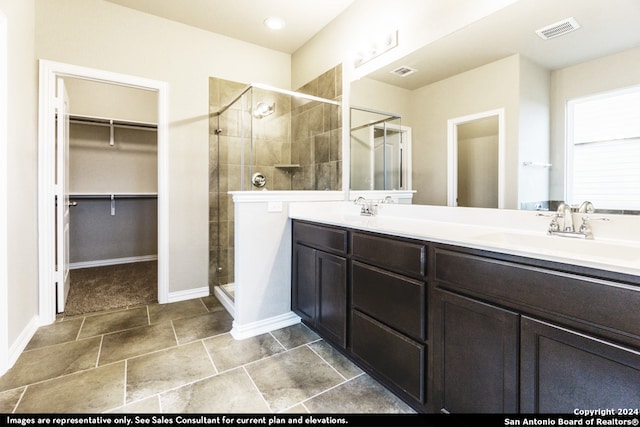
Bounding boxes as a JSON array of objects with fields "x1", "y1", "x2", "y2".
[
  {"x1": 536, "y1": 17, "x2": 581, "y2": 40},
  {"x1": 390, "y1": 66, "x2": 417, "y2": 77}
]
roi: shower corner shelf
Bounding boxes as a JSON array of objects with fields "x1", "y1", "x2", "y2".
[{"x1": 274, "y1": 164, "x2": 301, "y2": 169}]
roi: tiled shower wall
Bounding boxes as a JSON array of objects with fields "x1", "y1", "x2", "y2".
[{"x1": 208, "y1": 64, "x2": 343, "y2": 292}]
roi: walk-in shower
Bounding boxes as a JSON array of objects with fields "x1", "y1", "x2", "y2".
[{"x1": 208, "y1": 80, "x2": 343, "y2": 302}]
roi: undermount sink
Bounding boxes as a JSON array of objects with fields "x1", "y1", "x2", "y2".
[{"x1": 472, "y1": 231, "x2": 640, "y2": 262}]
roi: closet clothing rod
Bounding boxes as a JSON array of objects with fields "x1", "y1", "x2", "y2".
[
  {"x1": 69, "y1": 193, "x2": 158, "y2": 199},
  {"x1": 69, "y1": 114, "x2": 157, "y2": 130}
]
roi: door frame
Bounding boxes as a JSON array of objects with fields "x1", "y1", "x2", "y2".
[
  {"x1": 38, "y1": 60, "x2": 170, "y2": 324},
  {"x1": 447, "y1": 108, "x2": 505, "y2": 208},
  {"x1": 0, "y1": 10, "x2": 8, "y2": 374},
  {"x1": 372, "y1": 122, "x2": 412, "y2": 191}
]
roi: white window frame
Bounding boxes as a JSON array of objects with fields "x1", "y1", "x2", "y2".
[{"x1": 565, "y1": 84, "x2": 640, "y2": 210}]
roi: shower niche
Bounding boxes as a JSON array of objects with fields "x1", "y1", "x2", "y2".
[{"x1": 209, "y1": 72, "x2": 343, "y2": 304}]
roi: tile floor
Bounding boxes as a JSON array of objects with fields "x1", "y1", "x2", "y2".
[{"x1": 0, "y1": 296, "x2": 416, "y2": 414}]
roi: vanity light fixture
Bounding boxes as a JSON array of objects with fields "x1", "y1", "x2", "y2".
[
  {"x1": 354, "y1": 30, "x2": 398, "y2": 68},
  {"x1": 264, "y1": 16, "x2": 286, "y2": 30}
]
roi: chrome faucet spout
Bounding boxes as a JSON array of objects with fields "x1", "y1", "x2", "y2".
[{"x1": 557, "y1": 202, "x2": 574, "y2": 233}]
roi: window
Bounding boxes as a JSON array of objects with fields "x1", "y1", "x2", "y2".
[{"x1": 566, "y1": 86, "x2": 640, "y2": 210}]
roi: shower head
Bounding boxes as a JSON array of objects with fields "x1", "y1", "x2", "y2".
[{"x1": 253, "y1": 102, "x2": 275, "y2": 119}]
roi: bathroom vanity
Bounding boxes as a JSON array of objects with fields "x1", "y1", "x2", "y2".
[{"x1": 289, "y1": 202, "x2": 640, "y2": 414}]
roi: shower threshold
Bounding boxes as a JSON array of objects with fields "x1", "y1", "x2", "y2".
[{"x1": 213, "y1": 284, "x2": 235, "y2": 318}]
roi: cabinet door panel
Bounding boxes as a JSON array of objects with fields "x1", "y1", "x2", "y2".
[
  {"x1": 292, "y1": 243, "x2": 316, "y2": 323},
  {"x1": 352, "y1": 261, "x2": 426, "y2": 341},
  {"x1": 351, "y1": 310, "x2": 425, "y2": 403},
  {"x1": 521, "y1": 317, "x2": 640, "y2": 413},
  {"x1": 316, "y1": 251, "x2": 347, "y2": 347},
  {"x1": 433, "y1": 289, "x2": 519, "y2": 413}
]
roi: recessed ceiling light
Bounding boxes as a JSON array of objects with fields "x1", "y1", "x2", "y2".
[{"x1": 264, "y1": 17, "x2": 286, "y2": 30}]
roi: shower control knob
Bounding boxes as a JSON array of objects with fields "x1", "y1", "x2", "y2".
[{"x1": 252, "y1": 172, "x2": 267, "y2": 188}]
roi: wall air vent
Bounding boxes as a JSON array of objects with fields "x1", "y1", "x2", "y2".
[
  {"x1": 390, "y1": 66, "x2": 417, "y2": 77},
  {"x1": 536, "y1": 17, "x2": 581, "y2": 40}
]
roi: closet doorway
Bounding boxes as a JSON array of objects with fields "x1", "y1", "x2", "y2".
[{"x1": 38, "y1": 61, "x2": 169, "y2": 324}]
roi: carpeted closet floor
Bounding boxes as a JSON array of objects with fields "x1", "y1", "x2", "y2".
[{"x1": 64, "y1": 260, "x2": 158, "y2": 316}]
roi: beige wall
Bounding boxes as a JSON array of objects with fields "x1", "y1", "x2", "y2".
[
  {"x1": 408, "y1": 55, "x2": 520, "y2": 206},
  {"x1": 0, "y1": 0, "x2": 39, "y2": 367},
  {"x1": 35, "y1": 0, "x2": 291, "y2": 296}
]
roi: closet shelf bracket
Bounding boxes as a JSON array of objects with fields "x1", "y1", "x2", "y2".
[{"x1": 110, "y1": 194, "x2": 116, "y2": 216}]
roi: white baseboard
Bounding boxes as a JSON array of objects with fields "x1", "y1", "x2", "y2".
[
  {"x1": 167, "y1": 286, "x2": 210, "y2": 304},
  {"x1": 70, "y1": 255, "x2": 158, "y2": 270},
  {"x1": 230, "y1": 311, "x2": 301, "y2": 340},
  {"x1": 213, "y1": 286, "x2": 235, "y2": 318},
  {"x1": 1, "y1": 315, "x2": 40, "y2": 376}
]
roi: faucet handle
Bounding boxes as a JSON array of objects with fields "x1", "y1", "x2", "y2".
[
  {"x1": 537, "y1": 212, "x2": 560, "y2": 233},
  {"x1": 579, "y1": 216, "x2": 610, "y2": 237}
]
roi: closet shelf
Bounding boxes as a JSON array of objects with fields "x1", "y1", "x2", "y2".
[{"x1": 69, "y1": 193, "x2": 158, "y2": 199}]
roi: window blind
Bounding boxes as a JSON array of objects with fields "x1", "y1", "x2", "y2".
[{"x1": 568, "y1": 87, "x2": 640, "y2": 210}]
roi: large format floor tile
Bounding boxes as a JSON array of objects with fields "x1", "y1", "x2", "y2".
[
  {"x1": 99, "y1": 322, "x2": 177, "y2": 365},
  {"x1": 203, "y1": 332, "x2": 285, "y2": 372},
  {"x1": 126, "y1": 341, "x2": 217, "y2": 403},
  {"x1": 304, "y1": 374, "x2": 415, "y2": 413},
  {"x1": 244, "y1": 345, "x2": 345, "y2": 412},
  {"x1": 0, "y1": 337, "x2": 101, "y2": 392},
  {"x1": 1, "y1": 296, "x2": 417, "y2": 415},
  {"x1": 159, "y1": 368, "x2": 270, "y2": 413},
  {"x1": 15, "y1": 362, "x2": 126, "y2": 413}
]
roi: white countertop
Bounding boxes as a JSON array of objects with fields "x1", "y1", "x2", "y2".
[{"x1": 289, "y1": 201, "x2": 640, "y2": 278}]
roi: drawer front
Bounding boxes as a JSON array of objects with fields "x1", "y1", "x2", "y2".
[
  {"x1": 434, "y1": 248, "x2": 640, "y2": 345},
  {"x1": 352, "y1": 261, "x2": 426, "y2": 341},
  {"x1": 351, "y1": 310, "x2": 425, "y2": 403},
  {"x1": 293, "y1": 220, "x2": 347, "y2": 255},
  {"x1": 352, "y1": 232, "x2": 426, "y2": 279}
]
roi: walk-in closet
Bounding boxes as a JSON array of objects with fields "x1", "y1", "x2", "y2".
[{"x1": 63, "y1": 78, "x2": 159, "y2": 315}]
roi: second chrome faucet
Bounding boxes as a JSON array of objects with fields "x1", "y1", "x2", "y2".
[{"x1": 542, "y1": 201, "x2": 609, "y2": 239}]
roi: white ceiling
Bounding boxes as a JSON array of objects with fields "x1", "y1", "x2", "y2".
[
  {"x1": 103, "y1": 0, "x2": 356, "y2": 54},
  {"x1": 103, "y1": 0, "x2": 640, "y2": 90},
  {"x1": 368, "y1": 0, "x2": 640, "y2": 90}
]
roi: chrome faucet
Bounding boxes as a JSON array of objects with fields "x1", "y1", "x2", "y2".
[
  {"x1": 539, "y1": 201, "x2": 609, "y2": 239},
  {"x1": 557, "y1": 202, "x2": 575, "y2": 232},
  {"x1": 354, "y1": 196, "x2": 377, "y2": 216}
]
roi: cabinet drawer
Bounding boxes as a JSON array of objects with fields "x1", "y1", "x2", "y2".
[
  {"x1": 351, "y1": 232, "x2": 426, "y2": 279},
  {"x1": 293, "y1": 221, "x2": 347, "y2": 255},
  {"x1": 352, "y1": 261, "x2": 426, "y2": 341},
  {"x1": 351, "y1": 310, "x2": 425, "y2": 403},
  {"x1": 434, "y1": 248, "x2": 640, "y2": 346}
]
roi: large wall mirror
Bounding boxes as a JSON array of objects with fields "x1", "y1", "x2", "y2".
[{"x1": 349, "y1": 0, "x2": 640, "y2": 214}]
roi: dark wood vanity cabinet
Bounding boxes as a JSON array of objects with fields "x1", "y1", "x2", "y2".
[
  {"x1": 292, "y1": 220, "x2": 348, "y2": 348},
  {"x1": 432, "y1": 245, "x2": 640, "y2": 414},
  {"x1": 291, "y1": 220, "x2": 430, "y2": 411},
  {"x1": 291, "y1": 220, "x2": 640, "y2": 414},
  {"x1": 350, "y1": 231, "x2": 428, "y2": 405}
]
